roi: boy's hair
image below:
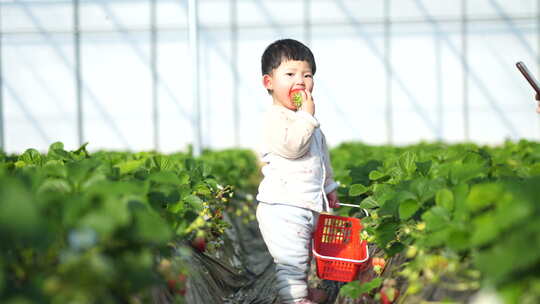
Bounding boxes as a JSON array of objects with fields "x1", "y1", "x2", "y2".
[{"x1": 261, "y1": 39, "x2": 316, "y2": 76}]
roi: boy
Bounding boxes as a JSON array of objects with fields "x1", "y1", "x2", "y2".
[{"x1": 256, "y1": 39, "x2": 340, "y2": 304}]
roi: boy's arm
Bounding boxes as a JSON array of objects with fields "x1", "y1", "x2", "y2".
[
  {"x1": 265, "y1": 109, "x2": 319, "y2": 159},
  {"x1": 321, "y1": 133, "x2": 339, "y2": 194}
]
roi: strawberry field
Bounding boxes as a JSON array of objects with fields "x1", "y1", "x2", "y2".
[{"x1": 1, "y1": 140, "x2": 540, "y2": 303}]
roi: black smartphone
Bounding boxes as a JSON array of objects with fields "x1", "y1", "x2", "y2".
[{"x1": 516, "y1": 61, "x2": 540, "y2": 95}]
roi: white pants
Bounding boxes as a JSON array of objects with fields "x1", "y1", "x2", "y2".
[{"x1": 256, "y1": 202, "x2": 320, "y2": 303}]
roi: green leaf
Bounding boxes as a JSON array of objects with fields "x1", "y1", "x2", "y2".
[
  {"x1": 37, "y1": 178, "x2": 72, "y2": 194},
  {"x1": 368, "y1": 170, "x2": 385, "y2": 180},
  {"x1": 183, "y1": 194, "x2": 203, "y2": 211},
  {"x1": 470, "y1": 212, "x2": 499, "y2": 247},
  {"x1": 422, "y1": 206, "x2": 450, "y2": 232},
  {"x1": 349, "y1": 184, "x2": 368, "y2": 196},
  {"x1": 340, "y1": 277, "x2": 382, "y2": 299},
  {"x1": 73, "y1": 142, "x2": 90, "y2": 158},
  {"x1": 416, "y1": 160, "x2": 432, "y2": 176},
  {"x1": 399, "y1": 199, "x2": 419, "y2": 220},
  {"x1": 359, "y1": 196, "x2": 379, "y2": 209},
  {"x1": 399, "y1": 151, "x2": 417, "y2": 176},
  {"x1": 452, "y1": 183, "x2": 470, "y2": 221},
  {"x1": 419, "y1": 229, "x2": 449, "y2": 248},
  {"x1": 394, "y1": 190, "x2": 417, "y2": 203},
  {"x1": 168, "y1": 201, "x2": 184, "y2": 214},
  {"x1": 47, "y1": 142, "x2": 72, "y2": 161},
  {"x1": 178, "y1": 171, "x2": 191, "y2": 185},
  {"x1": 386, "y1": 242, "x2": 405, "y2": 256},
  {"x1": 473, "y1": 220, "x2": 540, "y2": 285},
  {"x1": 49, "y1": 141, "x2": 65, "y2": 151},
  {"x1": 499, "y1": 282, "x2": 526, "y2": 304},
  {"x1": 409, "y1": 177, "x2": 444, "y2": 204},
  {"x1": 194, "y1": 182, "x2": 212, "y2": 196},
  {"x1": 349, "y1": 160, "x2": 382, "y2": 185},
  {"x1": 132, "y1": 207, "x2": 172, "y2": 244},
  {"x1": 450, "y1": 162, "x2": 487, "y2": 184},
  {"x1": 378, "y1": 198, "x2": 399, "y2": 217},
  {"x1": 42, "y1": 160, "x2": 68, "y2": 178},
  {"x1": 375, "y1": 220, "x2": 399, "y2": 248},
  {"x1": 467, "y1": 183, "x2": 503, "y2": 211},
  {"x1": 436, "y1": 188, "x2": 454, "y2": 211},
  {"x1": 447, "y1": 227, "x2": 470, "y2": 251},
  {"x1": 0, "y1": 259, "x2": 4, "y2": 293},
  {"x1": 0, "y1": 179, "x2": 41, "y2": 237},
  {"x1": 19, "y1": 148, "x2": 43, "y2": 166},
  {"x1": 117, "y1": 159, "x2": 146, "y2": 175},
  {"x1": 153, "y1": 155, "x2": 176, "y2": 171},
  {"x1": 148, "y1": 171, "x2": 182, "y2": 185}
]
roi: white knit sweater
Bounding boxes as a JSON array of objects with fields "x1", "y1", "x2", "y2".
[{"x1": 256, "y1": 105, "x2": 339, "y2": 212}]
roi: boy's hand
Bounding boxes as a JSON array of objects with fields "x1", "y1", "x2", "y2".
[
  {"x1": 300, "y1": 89, "x2": 315, "y2": 116},
  {"x1": 327, "y1": 190, "x2": 339, "y2": 208}
]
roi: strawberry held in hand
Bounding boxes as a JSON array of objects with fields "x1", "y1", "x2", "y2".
[{"x1": 289, "y1": 88, "x2": 304, "y2": 109}]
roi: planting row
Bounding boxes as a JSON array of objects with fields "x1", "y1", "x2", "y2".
[
  {"x1": 0, "y1": 142, "x2": 259, "y2": 303},
  {"x1": 333, "y1": 140, "x2": 540, "y2": 304}
]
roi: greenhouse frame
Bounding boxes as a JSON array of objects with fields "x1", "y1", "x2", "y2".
[{"x1": 1, "y1": 0, "x2": 539, "y2": 154}]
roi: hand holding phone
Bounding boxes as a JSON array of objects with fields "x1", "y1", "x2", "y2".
[{"x1": 516, "y1": 61, "x2": 540, "y2": 95}]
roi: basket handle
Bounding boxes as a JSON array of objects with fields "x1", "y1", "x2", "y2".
[
  {"x1": 337, "y1": 203, "x2": 370, "y2": 217},
  {"x1": 312, "y1": 243, "x2": 370, "y2": 264}
]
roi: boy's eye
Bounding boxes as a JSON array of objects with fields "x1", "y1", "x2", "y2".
[
  {"x1": 286, "y1": 73, "x2": 294, "y2": 77},
  {"x1": 305, "y1": 74, "x2": 313, "y2": 78}
]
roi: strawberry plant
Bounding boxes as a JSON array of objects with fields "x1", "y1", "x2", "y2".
[
  {"x1": 0, "y1": 142, "x2": 259, "y2": 303},
  {"x1": 334, "y1": 140, "x2": 540, "y2": 303}
]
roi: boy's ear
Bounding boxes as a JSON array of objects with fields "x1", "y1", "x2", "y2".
[{"x1": 262, "y1": 74, "x2": 273, "y2": 91}]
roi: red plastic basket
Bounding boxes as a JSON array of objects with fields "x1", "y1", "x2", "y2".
[{"x1": 312, "y1": 214, "x2": 370, "y2": 282}]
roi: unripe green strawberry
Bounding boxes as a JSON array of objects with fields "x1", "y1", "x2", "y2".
[{"x1": 290, "y1": 89, "x2": 303, "y2": 108}]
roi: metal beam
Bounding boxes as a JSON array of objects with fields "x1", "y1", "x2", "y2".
[
  {"x1": 74, "y1": 0, "x2": 83, "y2": 146},
  {"x1": 231, "y1": 0, "x2": 239, "y2": 147},
  {"x1": 415, "y1": 0, "x2": 518, "y2": 139},
  {"x1": 335, "y1": 0, "x2": 438, "y2": 135},
  {"x1": 488, "y1": 0, "x2": 536, "y2": 57},
  {"x1": 17, "y1": 1, "x2": 131, "y2": 148},
  {"x1": 175, "y1": 2, "x2": 265, "y2": 112},
  {"x1": 462, "y1": 0, "x2": 469, "y2": 140},
  {"x1": 304, "y1": 0, "x2": 311, "y2": 46},
  {"x1": 188, "y1": 0, "x2": 202, "y2": 156},
  {"x1": 435, "y1": 29, "x2": 443, "y2": 141},
  {"x1": 0, "y1": 2, "x2": 4, "y2": 150},
  {"x1": 8, "y1": 45, "x2": 71, "y2": 120},
  {"x1": 384, "y1": 0, "x2": 392, "y2": 144},
  {"x1": 253, "y1": 0, "x2": 285, "y2": 38},
  {"x1": 95, "y1": 2, "x2": 192, "y2": 123},
  {"x1": 150, "y1": 0, "x2": 158, "y2": 151},
  {"x1": 4, "y1": 81, "x2": 51, "y2": 145}
]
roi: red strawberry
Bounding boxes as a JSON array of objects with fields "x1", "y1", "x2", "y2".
[
  {"x1": 380, "y1": 287, "x2": 399, "y2": 304},
  {"x1": 167, "y1": 274, "x2": 187, "y2": 295},
  {"x1": 191, "y1": 236, "x2": 206, "y2": 252},
  {"x1": 289, "y1": 88, "x2": 304, "y2": 108},
  {"x1": 372, "y1": 257, "x2": 386, "y2": 275}
]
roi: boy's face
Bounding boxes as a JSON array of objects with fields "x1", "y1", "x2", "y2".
[{"x1": 263, "y1": 59, "x2": 314, "y2": 111}]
